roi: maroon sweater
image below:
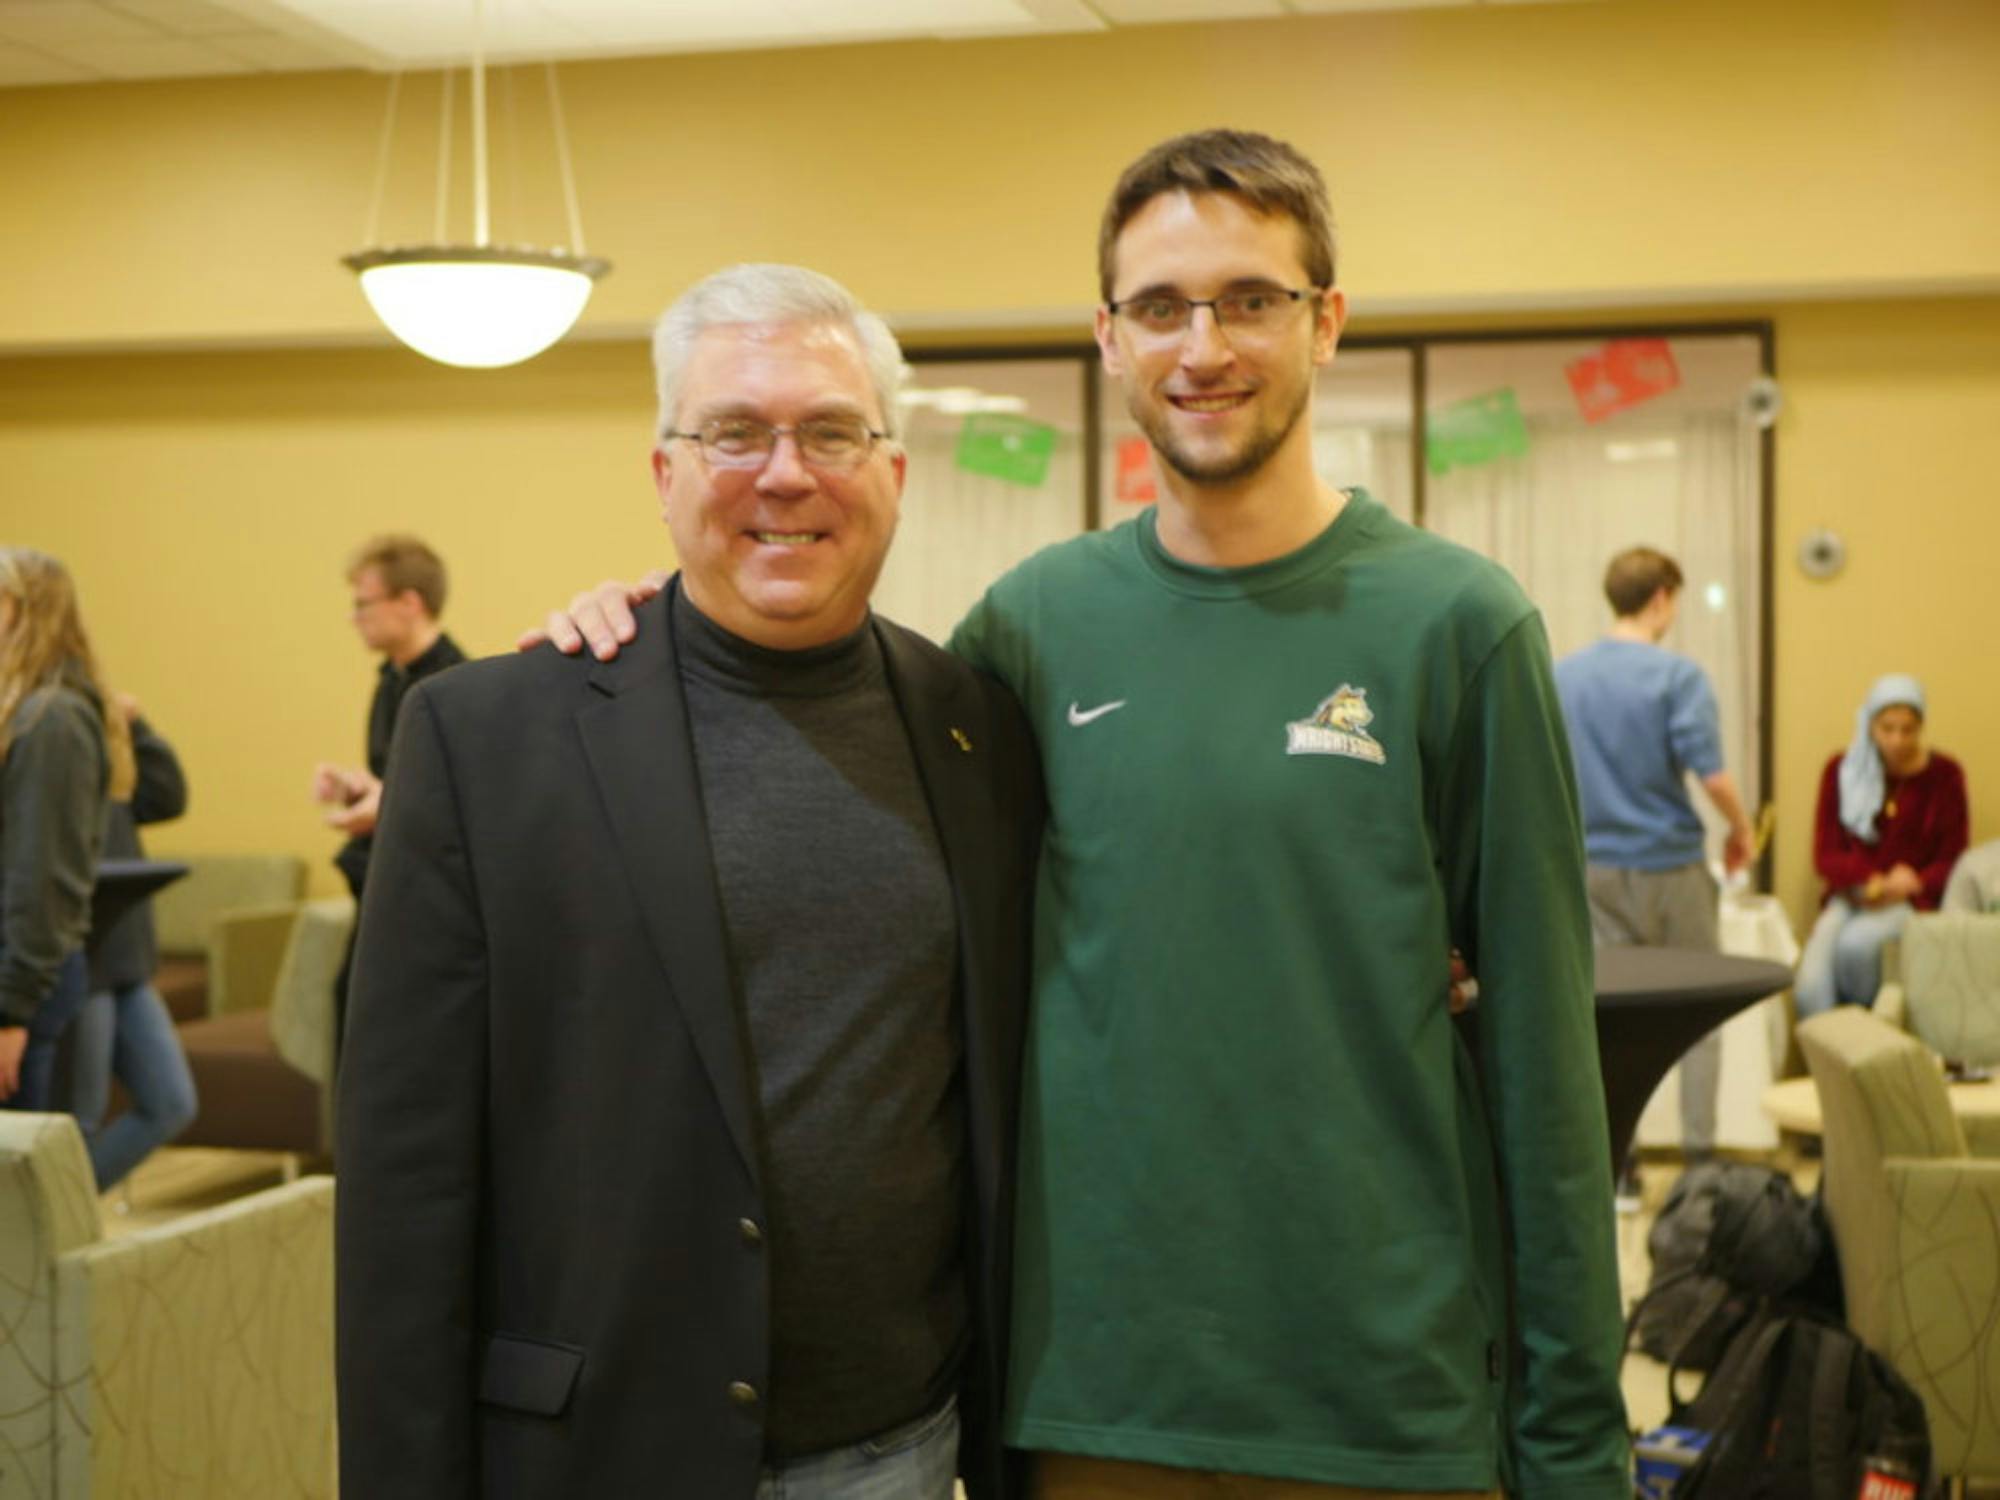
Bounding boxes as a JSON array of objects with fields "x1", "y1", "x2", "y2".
[{"x1": 1812, "y1": 750, "x2": 1969, "y2": 909}]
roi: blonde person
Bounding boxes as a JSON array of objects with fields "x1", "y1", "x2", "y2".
[
  {"x1": 1795, "y1": 673, "x2": 1968, "y2": 1016},
  {"x1": 0, "y1": 548, "x2": 132, "y2": 1109}
]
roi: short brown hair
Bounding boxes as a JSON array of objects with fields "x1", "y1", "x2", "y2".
[
  {"x1": 1603, "y1": 547, "x2": 1683, "y2": 617},
  {"x1": 348, "y1": 534, "x2": 447, "y2": 618},
  {"x1": 1098, "y1": 128, "x2": 1337, "y2": 301}
]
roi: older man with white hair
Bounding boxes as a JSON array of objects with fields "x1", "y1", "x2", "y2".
[{"x1": 335, "y1": 263, "x2": 1042, "y2": 1500}]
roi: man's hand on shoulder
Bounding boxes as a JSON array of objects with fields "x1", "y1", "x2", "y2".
[{"x1": 515, "y1": 571, "x2": 670, "y2": 660}]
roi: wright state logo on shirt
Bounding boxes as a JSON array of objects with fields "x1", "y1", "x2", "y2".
[{"x1": 1285, "y1": 684, "x2": 1387, "y2": 764}]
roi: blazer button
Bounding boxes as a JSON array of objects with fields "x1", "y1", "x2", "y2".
[
  {"x1": 738, "y1": 1217, "x2": 764, "y2": 1246},
  {"x1": 728, "y1": 1381, "x2": 759, "y2": 1408}
]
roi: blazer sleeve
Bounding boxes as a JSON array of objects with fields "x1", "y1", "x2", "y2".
[{"x1": 335, "y1": 683, "x2": 489, "y2": 1500}]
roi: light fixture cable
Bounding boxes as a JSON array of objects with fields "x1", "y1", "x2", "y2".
[
  {"x1": 341, "y1": 0, "x2": 612, "y2": 369},
  {"x1": 545, "y1": 61, "x2": 587, "y2": 255}
]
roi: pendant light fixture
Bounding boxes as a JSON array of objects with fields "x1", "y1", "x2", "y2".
[{"x1": 342, "y1": 0, "x2": 610, "y2": 369}]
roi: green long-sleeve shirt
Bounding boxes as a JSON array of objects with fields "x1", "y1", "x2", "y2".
[{"x1": 950, "y1": 492, "x2": 1628, "y2": 1496}]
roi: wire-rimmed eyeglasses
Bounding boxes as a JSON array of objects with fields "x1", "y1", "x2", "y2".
[
  {"x1": 664, "y1": 416, "x2": 889, "y2": 471},
  {"x1": 1105, "y1": 284, "x2": 1325, "y2": 340}
]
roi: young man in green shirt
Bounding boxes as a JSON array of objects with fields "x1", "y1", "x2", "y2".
[{"x1": 540, "y1": 130, "x2": 1628, "y2": 1499}]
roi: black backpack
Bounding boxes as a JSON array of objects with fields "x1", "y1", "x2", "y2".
[
  {"x1": 1672, "y1": 1309, "x2": 1934, "y2": 1499},
  {"x1": 1631, "y1": 1162, "x2": 1832, "y2": 1369}
]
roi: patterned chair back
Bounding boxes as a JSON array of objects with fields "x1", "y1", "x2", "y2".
[
  {"x1": 1900, "y1": 912, "x2": 2000, "y2": 1066},
  {"x1": 0, "y1": 1114, "x2": 103, "y2": 1492}
]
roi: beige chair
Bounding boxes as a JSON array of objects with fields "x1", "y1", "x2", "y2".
[
  {"x1": 175, "y1": 897, "x2": 354, "y2": 1158},
  {"x1": 1873, "y1": 912, "x2": 2000, "y2": 1064},
  {"x1": 147, "y1": 853, "x2": 308, "y2": 1022},
  {"x1": 1870, "y1": 912, "x2": 2000, "y2": 1159},
  {"x1": 1797, "y1": 1006, "x2": 2000, "y2": 1491},
  {"x1": 0, "y1": 1111, "x2": 334, "y2": 1498}
]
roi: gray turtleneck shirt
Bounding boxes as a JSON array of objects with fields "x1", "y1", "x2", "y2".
[{"x1": 673, "y1": 586, "x2": 966, "y2": 1459}]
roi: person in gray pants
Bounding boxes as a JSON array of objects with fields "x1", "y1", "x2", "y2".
[{"x1": 1556, "y1": 547, "x2": 1755, "y2": 1183}]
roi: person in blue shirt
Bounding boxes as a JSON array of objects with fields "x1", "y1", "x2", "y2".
[{"x1": 1556, "y1": 547, "x2": 1755, "y2": 1173}]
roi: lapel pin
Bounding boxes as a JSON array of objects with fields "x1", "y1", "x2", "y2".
[{"x1": 949, "y1": 727, "x2": 973, "y2": 753}]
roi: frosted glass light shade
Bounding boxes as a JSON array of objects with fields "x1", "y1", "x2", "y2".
[{"x1": 344, "y1": 246, "x2": 610, "y2": 368}]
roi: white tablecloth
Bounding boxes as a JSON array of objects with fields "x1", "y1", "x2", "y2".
[{"x1": 1634, "y1": 891, "x2": 1800, "y2": 1151}]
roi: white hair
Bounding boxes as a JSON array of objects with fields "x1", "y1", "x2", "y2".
[{"x1": 651, "y1": 263, "x2": 905, "y2": 441}]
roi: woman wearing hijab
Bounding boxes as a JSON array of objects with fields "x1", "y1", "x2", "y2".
[
  {"x1": 0, "y1": 547, "x2": 131, "y2": 1110},
  {"x1": 1795, "y1": 673, "x2": 1969, "y2": 1016}
]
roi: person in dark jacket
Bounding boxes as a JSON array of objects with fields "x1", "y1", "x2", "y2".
[
  {"x1": 336, "y1": 265, "x2": 1040, "y2": 1500},
  {"x1": 312, "y1": 533, "x2": 466, "y2": 903},
  {"x1": 72, "y1": 698, "x2": 197, "y2": 1188},
  {"x1": 312, "y1": 533, "x2": 465, "y2": 1064},
  {"x1": 0, "y1": 547, "x2": 130, "y2": 1111}
]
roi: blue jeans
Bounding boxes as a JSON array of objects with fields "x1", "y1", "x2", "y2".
[
  {"x1": 6, "y1": 950, "x2": 90, "y2": 1112},
  {"x1": 756, "y1": 1397, "x2": 959, "y2": 1500},
  {"x1": 1794, "y1": 896, "x2": 1913, "y2": 1018},
  {"x1": 70, "y1": 980, "x2": 199, "y2": 1189}
]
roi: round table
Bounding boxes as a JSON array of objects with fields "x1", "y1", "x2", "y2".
[{"x1": 1593, "y1": 945, "x2": 1794, "y2": 1171}]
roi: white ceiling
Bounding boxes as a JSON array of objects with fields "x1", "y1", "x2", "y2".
[{"x1": 0, "y1": 0, "x2": 1604, "y2": 87}]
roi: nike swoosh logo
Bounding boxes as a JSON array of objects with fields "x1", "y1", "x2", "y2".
[{"x1": 1067, "y1": 699, "x2": 1127, "y2": 726}]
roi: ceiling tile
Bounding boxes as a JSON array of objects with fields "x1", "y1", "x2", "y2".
[
  {"x1": 1087, "y1": 0, "x2": 1284, "y2": 21},
  {"x1": 203, "y1": 28, "x2": 342, "y2": 67},
  {"x1": 0, "y1": 2, "x2": 164, "y2": 46},
  {"x1": 102, "y1": 0, "x2": 259, "y2": 36},
  {"x1": 87, "y1": 34, "x2": 255, "y2": 74},
  {"x1": 0, "y1": 37, "x2": 95, "y2": 80},
  {"x1": 1284, "y1": 0, "x2": 1460, "y2": 12},
  {"x1": 0, "y1": 0, "x2": 1612, "y2": 88}
]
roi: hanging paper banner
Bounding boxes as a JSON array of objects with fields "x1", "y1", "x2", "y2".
[
  {"x1": 1564, "y1": 338, "x2": 1681, "y2": 423},
  {"x1": 955, "y1": 413, "x2": 1056, "y2": 487},
  {"x1": 1115, "y1": 435, "x2": 1157, "y2": 504},
  {"x1": 1426, "y1": 388, "x2": 1530, "y2": 475}
]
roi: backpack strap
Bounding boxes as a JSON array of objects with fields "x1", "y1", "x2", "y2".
[
  {"x1": 1806, "y1": 1318, "x2": 1858, "y2": 1500},
  {"x1": 1676, "y1": 1311, "x2": 1793, "y2": 1497},
  {"x1": 1662, "y1": 1282, "x2": 1756, "y2": 1423}
]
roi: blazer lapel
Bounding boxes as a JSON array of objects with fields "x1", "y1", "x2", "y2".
[{"x1": 575, "y1": 588, "x2": 761, "y2": 1189}]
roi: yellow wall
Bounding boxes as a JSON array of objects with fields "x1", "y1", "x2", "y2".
[
  {"x1": 0, "y1": 342, "x2": 664, "y2": 891},
  {"x1": 2, "y1": 0, "x2": 1997, "y2": 914},
  {"x1": 1771, "y1": 296, "x2": 2000, "y2": 917},
  {"x1": 1, "y1": 0, "x2": 1995, "y2": 350}
]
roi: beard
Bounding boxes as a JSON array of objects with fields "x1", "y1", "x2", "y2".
[{"x1": 1132, "y1": 375, "x2": 1313, "y2": 486}]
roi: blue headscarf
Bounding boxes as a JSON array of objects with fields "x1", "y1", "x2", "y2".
[{"x1": 1838, "y1": 673, "x2": 1926, "y2": 842}]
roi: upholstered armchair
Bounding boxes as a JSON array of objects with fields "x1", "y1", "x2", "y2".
[
  {"x1": 0, "y1": 1112, "x2": 334, "y2": 1497},
  {"x1": 146, "y1": 853, "x2": 308, "y2": 1021},
  {"x1": 1874, "y1": 912, "x2": 2000, "y2": 1061},
  {"x1": 1871, "y1": 912, "x2": 2000, "y2": 1157},
  {"x1": 175, "y1": 897, "x2": 354, "y2": 1158},
  {"x1": 1798, "y1": 1006, "x2": 2000, "y2": 1490}
]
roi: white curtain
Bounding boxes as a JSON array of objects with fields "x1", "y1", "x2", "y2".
[
  {"x1": 873, "y1": 414, "x2": 1085, "y2": 645},
  {"x1": 1426, "y1": 411, "x2": 1764, "y2": 818}
]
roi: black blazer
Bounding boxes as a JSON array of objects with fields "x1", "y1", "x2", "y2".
[{"x1": 335, "y1": 590, "x2": 1041, "y2": 1500}]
